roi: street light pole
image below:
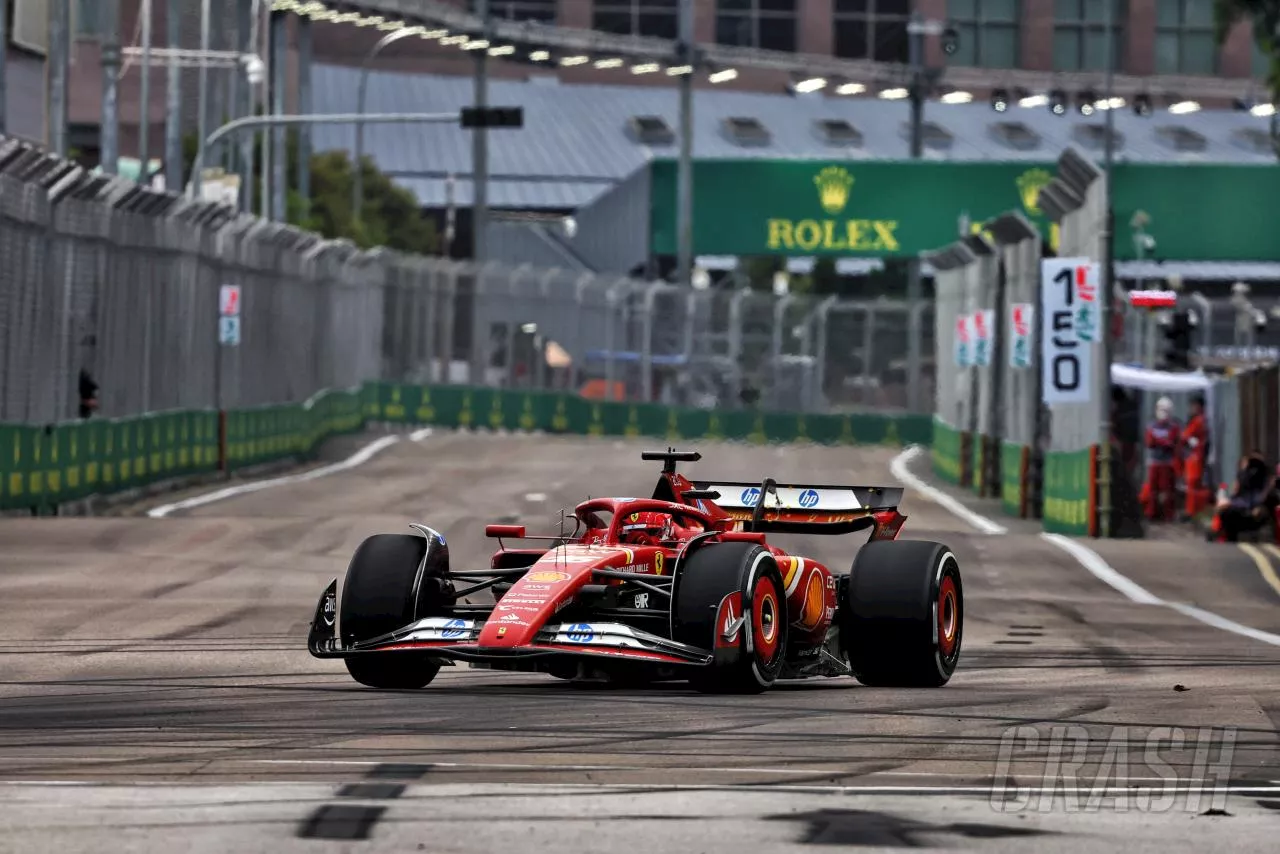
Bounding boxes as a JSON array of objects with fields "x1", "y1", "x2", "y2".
[
  {"x1": 100, "y1": 0, "x2": 120, "y2": 174},
  {"x1": 1097, "y1": 0, "x2": 1117, "y2": 539},
  {"x1": 472, "y1": 0, "x2": 492, "y2": 263},
  {"x1": 196, "y1": 0, "x2": 211, "y2": 196},
  {"x1": 353, "y1": 26, "x2": 422, "y2": 225},
  {"x1": 164, "y1": 0, "x2": 182, "y2": 192},
  {"x1": 905, "y1": 11, "x2": 931, "y2": 415},
  {"x1": 0, "y1": 0, "x2": 7, "y2": 136},
  {"x1": 48, "y1": 0, "x2": 70, "y2": 156},
  {"x1": 190, "y1": 112, "x2": 461, "y2": 200},
  {"x1": 139, "y1": 0, "x2": 153, "y2": 180},
  {"x1": 675, "y1": 0, "x2": 695, "y2": 289}
]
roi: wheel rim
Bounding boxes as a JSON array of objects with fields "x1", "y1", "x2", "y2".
[
  {"x1": 937, "y1": 572, "x2": 960, "y2": 658},
  {"x1": 752, "y1": 575, "x2": 781, "y2": 662}
]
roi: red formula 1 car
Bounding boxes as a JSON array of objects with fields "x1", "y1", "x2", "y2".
[{"x1": 307, "y1": 449, "x2": 964, "y2": 694}]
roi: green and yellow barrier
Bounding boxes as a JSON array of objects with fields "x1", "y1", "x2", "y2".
[
  {"x1": 0, "y1": 382, "x2": 931, "y2": 513},
  {"x1": 1042, "y1": 446, "x2": 1096, "y2": 537},
  {"x1": 931, "y1": 418, "x2": 962, "y2": 485},
  {"x1": 1000, "y1": 441, "x2": 1030, "y2": 518}
]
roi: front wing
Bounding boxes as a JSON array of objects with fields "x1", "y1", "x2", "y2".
[{"x1": 307, "y1": 583, "x2": 712, "y2": 667}]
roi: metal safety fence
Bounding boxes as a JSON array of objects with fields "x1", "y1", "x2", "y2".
[
  {"x1": 926, "y1": 144, "x2": 1279, "y2": 540},
  {"x1": 0, "y1": 136, "x2": 932, "y2": 430},
  {"x1": 925, "y1": 212, "x2": 1043, "y2": 522},
  {"x1": 0, "y1": 138, "x2": 384, "y2": 424}
]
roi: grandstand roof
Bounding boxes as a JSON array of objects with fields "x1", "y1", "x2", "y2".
[{"x1": 310, "y1": 64, "x2": 1279, "y2": 210}]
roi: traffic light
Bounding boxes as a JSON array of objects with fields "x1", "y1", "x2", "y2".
[{"x1": 1159, "y1": 309, "x2": 1194, "y2": 371}]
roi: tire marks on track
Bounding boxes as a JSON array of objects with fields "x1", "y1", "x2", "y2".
[{"x1": 298, "y1": 763, "x2": 430, "y2": 841}]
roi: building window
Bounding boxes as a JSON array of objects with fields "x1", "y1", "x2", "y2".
[
  {"x1": 1154, "y1": 0, "x2": 1216, "y2": 75},
  {"x1": 1052, "y1": 0, "x2": 1126, "y2": 72},
  {"x1": 594, "y1": 1, "x2": 679, "y2": 41},
  {"x1": 833, "y1": 0, "x2": 910, "y2": 63},
  {"x1": 715, "y1": 1, "x2": 797, "y2": 53},
  {"x1": 946, "y1": 0, "x2": 1018, "y2": 68},
  {"x1": 482, "y1": 1, "x2": 557, "y2": 23}
]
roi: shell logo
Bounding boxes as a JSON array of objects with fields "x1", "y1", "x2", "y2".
[
  {"x1": 795, "y1": 571, "x2": 826, "y2": 631},
  {"x1": 526, "y1": 570, "x2": 571, "y2": 583}
]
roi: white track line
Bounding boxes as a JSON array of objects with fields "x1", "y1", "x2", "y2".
[
  {"x1": 1166, "y1": 602, "x2": 1280, "y2": 647},
  {"x1": 1039, "y1": 533, "x2": 1164, "y2": 605},
  {"x1": 889, "y1": 445, "x2": 1008, "y2": 535},
  {"x1": 1040, "y1": 530, "x2": 1280, "y2": 647},
  {"x1": 892, "y1": 446, "x2": 1280, "y2": 649},
  {"x1": 148, "y1": 432, "x2": 417, "y2": 518}
]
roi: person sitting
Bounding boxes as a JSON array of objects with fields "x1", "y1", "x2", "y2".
[
  {"x1": 618, "y1": 510, "x2": 703, "y2": 546},
  {"x1": 619, "y1": 512, "x2": 670, "y2": 546},
  {"x1": 1207, "y1": 453, "x2": 1280, "y2": 542}
]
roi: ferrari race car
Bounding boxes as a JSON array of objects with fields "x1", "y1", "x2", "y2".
[{"x1": 307, "y1": 449, "x2": 963, "y2": 694}]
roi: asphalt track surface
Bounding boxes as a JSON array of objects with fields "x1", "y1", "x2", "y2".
[{"x1": 2, "y1": 431, "x2": 1279, "y2": 852}]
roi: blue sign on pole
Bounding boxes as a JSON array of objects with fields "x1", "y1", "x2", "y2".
[{"x1": 219, "y1": 316, "x2": 241, "y2": 346}]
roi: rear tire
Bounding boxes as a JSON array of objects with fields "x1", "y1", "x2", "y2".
[
  {"x1": 339, "y1": 533, "x2": 449, "y2": 689},
  {"x1": 842, "y1": 539, "x2": 962, "y2": 688},
  {"x1": 673, "y1": 542, "x2": 788, "y2": 694}
]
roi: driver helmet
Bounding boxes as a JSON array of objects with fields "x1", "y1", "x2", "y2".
[{"x1": 620, "y1": 511, "x2": 670, "y2": 546}]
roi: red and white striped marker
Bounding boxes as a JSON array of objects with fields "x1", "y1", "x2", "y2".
[{"x1": 1128, "y1": 289, "x2": 1178, "y2": 309}]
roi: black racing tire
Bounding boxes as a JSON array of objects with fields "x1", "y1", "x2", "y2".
[
  {"x1": 673, "y1": 542, "x2": 788, "y2": 694},
  {"x1": 339, "y1": 533, "x2": 445, "y2": 690},
  {"x1": 841, "y1": 539, "x2": 963, "y2": 688}
]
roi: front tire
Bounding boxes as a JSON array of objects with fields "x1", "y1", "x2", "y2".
[
  {"x1": 339, "y1": 533, "x2": 450, "y2": 689},
  {"x1": 842, "y1": 539, "x2": 963, "y2": 687},
  {"x1": 673, "y1": 542, "x2": 788, "y2": 694}
]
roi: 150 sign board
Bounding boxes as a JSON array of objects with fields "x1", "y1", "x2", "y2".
[{"x1": 1040, "y1": 258, "x2": 1096, "y2": 405}]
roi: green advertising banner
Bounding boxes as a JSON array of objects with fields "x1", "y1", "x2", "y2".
[
  {"x1": 650, "y1": 158, "x2": 1057, "y2": 258},
  {"x1": 1042, "y1": 447, "x2": 1094, "y2": 536},
  {"x1": 650, "y1": 159, "x2": 1280, "y2": 262},
  {"x1": 931, "y1": 418, "x2": 962, "y2": 485},
  {"x1": 1000, "y1": 441, "x2": 1027, "y2": 518}
]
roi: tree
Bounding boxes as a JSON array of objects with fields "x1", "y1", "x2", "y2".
[
  {"x1": 182, "y1": 131, "x2": 437, "y2": 255},
  {"x1": 1215, "y1": 1, "x2": 1280, "y2": 155}
]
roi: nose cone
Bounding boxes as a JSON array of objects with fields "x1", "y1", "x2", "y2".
[{"x1": 474, "y1": 544, "x2": 633, "y2": 648}]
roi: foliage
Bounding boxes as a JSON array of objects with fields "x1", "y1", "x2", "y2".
[{"x1": 182, "y1": 131, "x2": 437, "y2": 254}]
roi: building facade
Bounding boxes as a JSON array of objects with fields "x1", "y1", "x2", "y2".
[
  {"x1": 3, "y1": 1, "x2": 1274, "y2": 161},
  {"x1": 401, "y1": 1, "x2": 1272, "y2": 97}
]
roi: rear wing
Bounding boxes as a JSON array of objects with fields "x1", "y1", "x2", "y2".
[{"x1": 690, "y1": 479, "x2": 905, "y2": 535}]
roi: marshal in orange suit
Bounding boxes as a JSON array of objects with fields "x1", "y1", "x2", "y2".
[{"x1": 1180, "y1": 394, "x2": 1211, "y2": 518}]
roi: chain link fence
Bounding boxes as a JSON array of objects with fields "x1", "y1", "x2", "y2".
[{"x1": 1, "y1": 136, "x2": 935, "y2": 428}]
